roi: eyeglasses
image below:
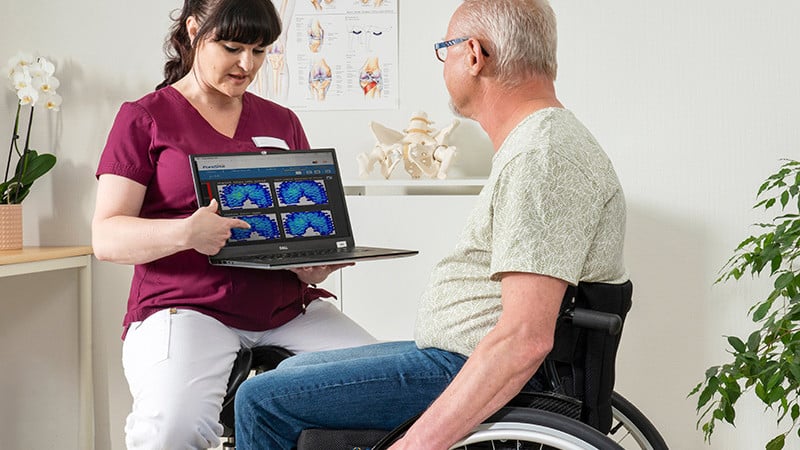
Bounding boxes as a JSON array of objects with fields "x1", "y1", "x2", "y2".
[
  {"x1": 434, "y1": 37, "x2": 469, "y2": 62},
  {"x1": 433, "y1": 36, "x2": 490, "y2": 62}
]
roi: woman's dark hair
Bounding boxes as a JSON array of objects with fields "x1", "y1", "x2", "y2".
[{"x1": 156, "y1": 0, "x2": 282, "y2": 90}]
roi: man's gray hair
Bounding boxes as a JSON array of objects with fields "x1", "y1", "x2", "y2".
[{"x1": 458, "y1": 0, "x2": 558, "y2": 85}]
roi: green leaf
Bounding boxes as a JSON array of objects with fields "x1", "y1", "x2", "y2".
[
  {"x1": 766, "y1": 385, "x2": 785, "y2": 405},
  {"x1": 753, "y1": 300, "x2": 773, "y2": 322},
  {"x1": 728, "y1": 336, "x2": 746, "y2": 353},
  {"x1": 697, "y1": 377, "x2": 719, "y2": 408},
  {"x1": 747, "y1": 330, "x2": 761, "y2": 352},
  {"x1": 758, "y1": 180, "x2": 771, "y2": 196},
  {"x1": 766, "y1": 370, "x2": 783, "y2": 391},
  {"x1": 723, "y1": 398, "x2": 736, "y2": 424},
  {"x1": 775, "y1": 272, "x2": 796, "y2": 291},
  {"x1": 1, "y1": 150, "x2": 56, "y2": 203},
  {"x1": 756, "y1": 382, "x2": 767, "y2": 402},
  {"x1": 17, "y1": 152, "x2": 56, "y2": 185},
  {"x1": 766, "y1": 433, "x2": 785, "y2": 450}
]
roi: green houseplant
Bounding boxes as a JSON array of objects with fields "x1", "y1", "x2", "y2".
[
  {"x1": 691, "y1": 159, "x2": 800, "y2": 450},
  {"x1": 2, "y1": 51, "x2": 60, "y2": 204}
]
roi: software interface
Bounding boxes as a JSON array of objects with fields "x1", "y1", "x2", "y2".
[{"x1": 193, "y1": 152, "x2": 349, "y2": 247}]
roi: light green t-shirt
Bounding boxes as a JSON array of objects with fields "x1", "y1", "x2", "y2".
[{"x1": 414, "y1": 108, "x2": 627, "y2": 357}]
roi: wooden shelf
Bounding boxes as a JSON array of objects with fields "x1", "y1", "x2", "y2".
[{"x1": 0, "y1": 245, "x2": 93, "y2": 265}]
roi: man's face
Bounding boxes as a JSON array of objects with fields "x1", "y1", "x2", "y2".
[{"x1": 442, "y1": 20, "x2": 470, "y2": 118}]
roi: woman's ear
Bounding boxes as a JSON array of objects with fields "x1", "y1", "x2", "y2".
[{"x1": 186, "y1": 15, "x2": 200, "y2": 44}]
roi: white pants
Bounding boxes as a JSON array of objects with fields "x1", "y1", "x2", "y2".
[{"x1": 122, "y1": 300, "x2": 376, "y2": 450}]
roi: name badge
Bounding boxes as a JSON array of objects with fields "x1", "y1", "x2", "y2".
[{"x1": 252, "y1": 136, "x2": 290, "y2": 150}]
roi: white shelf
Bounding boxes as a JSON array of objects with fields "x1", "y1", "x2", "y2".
[{"x1": 343, "y1": 177, "x2": 486, "y2": 195}]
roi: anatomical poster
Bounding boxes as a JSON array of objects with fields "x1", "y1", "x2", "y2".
[{"x1": 249, "y1": 0, "x2": 398, "y2": 111}]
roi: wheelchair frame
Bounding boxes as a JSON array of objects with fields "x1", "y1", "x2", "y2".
[{"x1": 221, "y1": 281, "x2": 669, "y2": 450}]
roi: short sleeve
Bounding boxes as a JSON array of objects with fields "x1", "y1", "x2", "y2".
[
  {"x1": 489, "y1": 152, "x2": 603, "y2": 284},
  {"x1": 95, "y1": 102, "x2": 156, "y2": 186}
]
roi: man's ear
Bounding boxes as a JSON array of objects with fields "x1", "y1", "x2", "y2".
[
  {"x1": 466, "y1": 38, "x2": 486, "y2": 76},
  {"x1": 186, "y1": 15, "x2": 200, "y2": 45}
]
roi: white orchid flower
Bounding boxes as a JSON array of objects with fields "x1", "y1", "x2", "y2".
[
  {"x1": 36, "y1": 58, "x2": 56, "y2": 77},
  {"x1": 7, "y1": 52, "x2": 35, "y2": 70},
  {"x1": 6, "y1": 53, "x2": 61, "y2": 108},
  {"x1": 28, "y1": 57, "x2": 55, "y2": 79},
  {"x1": 42, "y1": 92, "x2": 62, "y2": 111},
  {"x1": 17, "y1": 85, "x2": 39, "y2": 106},
  {"x1": 32, "y1": 75, "x2": 60, "y2": 94},
  {"x1": 12, "y1": 70, "x2": 31, "y2": 91}
]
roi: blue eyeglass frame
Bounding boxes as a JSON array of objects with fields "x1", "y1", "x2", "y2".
[{"x1": 433, "y1": 36, "x2": 489, "y2": 62}]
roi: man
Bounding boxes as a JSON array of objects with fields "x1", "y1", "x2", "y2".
[{"x1": 235, "y1": 1, "x2": 627, "y2": 449}]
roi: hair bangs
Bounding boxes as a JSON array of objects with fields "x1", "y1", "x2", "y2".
[{"x1": 211, "y1": 0, "x2": 281, "y2": 47}]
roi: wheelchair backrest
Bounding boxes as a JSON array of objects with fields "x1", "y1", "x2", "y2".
[{"x1": 546, "y1": 280, "x2": 633, "y2": 433}]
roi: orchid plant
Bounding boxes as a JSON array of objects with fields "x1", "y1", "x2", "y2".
[{"x1": 1, "y1": 51, "x2": 60, "y2": 204}]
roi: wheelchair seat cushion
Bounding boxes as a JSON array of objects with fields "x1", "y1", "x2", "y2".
[{"x1": 296, "y1": 428, "x2": 386, "y2": 450}]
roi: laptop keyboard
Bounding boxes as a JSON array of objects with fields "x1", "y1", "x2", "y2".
[{"x1": 246, "y1": 247, "x2": 365, "y2": 263}]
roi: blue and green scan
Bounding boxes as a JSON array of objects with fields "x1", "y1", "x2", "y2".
[
  {"x1": 220, "y1": 183, "x2": 273, "y2": 209},
  {"x1": 230, "y1": 215, "x2": 280, "y2": 241},
  {"x1": 277, "y1": 180, "x2": 328, "y2": 206},
  {"x1": 283, "y1": 211, "x2": 335, "y2": 237}
]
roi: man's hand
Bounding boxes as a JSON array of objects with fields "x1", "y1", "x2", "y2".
[{"x1": 289, "y1": 263, "x2": 354, "y2": 285}]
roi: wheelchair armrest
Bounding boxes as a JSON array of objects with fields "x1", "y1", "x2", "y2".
[{"x1": 565, "y1": 308, "x2": 623, "y2": 336}]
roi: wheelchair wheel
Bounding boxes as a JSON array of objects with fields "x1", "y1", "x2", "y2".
[
  {"x1": 608, "y1": 392, "x2": 668, "y2": 450},
  {"x1": 449, "y1": 407, "x2": 623, "y2": 450}
]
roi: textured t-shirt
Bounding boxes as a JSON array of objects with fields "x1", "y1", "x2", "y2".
[
  {"x1": 414, "y1": 108, "x2": 627, "y2": 356},
  {"x1": 96, "y1": 86, "x2": 330, "y2": 336}
]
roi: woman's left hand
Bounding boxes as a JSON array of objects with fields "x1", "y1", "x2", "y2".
[{"x1": 289, "y1": 263, "x2": 354, "y2": 285}]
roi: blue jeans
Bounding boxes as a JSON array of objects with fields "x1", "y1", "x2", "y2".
[{"x1": 234, "y1": 341, "x2": 467, "y2": 449}]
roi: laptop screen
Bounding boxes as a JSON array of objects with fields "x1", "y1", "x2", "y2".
[{"x1": 190, "y1": 149, "x2": 355, "y2": 256}]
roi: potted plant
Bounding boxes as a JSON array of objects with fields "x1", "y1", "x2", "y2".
[
  {"x1": 691, "y1": 159, "x2": 800, "y2": 450},
  {"x1": 0, "y1": 52, "x2": 61, "y2": 250}
]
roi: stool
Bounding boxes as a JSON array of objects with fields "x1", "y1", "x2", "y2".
[{"x1": 220, "y1": 345, "x2": 294, "y2": 448}]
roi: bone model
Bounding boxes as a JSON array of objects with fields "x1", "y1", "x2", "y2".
[{"x1": 358, "y1": 112, "x2": 459, "y2": 180}]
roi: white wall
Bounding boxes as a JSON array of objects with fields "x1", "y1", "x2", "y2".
[{"x1": 1, "y1": 1, "x2": 798, "y2": 449}]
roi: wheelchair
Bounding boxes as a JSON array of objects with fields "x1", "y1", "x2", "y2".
[{"x1": 220, "y1": 281, "x2": 669, "y2": 450}]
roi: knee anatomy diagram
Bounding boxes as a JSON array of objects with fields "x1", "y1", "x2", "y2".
[
  {"x1": 359, "y1": 57, "x2": 382, "y2": 98},
  {"x1": 250, "y1": 0, "x2": 397, "y2": 109},
  {"x1": 308, "y1": 58, "x2": 332, "y2": 101},
  {"x1": 358, "y1": 112, "x2": 459, "y2": 180}
]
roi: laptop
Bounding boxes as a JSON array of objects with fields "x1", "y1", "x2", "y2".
[{"x1": 189, "y1": 148, "x2": 418, "y2": 269}]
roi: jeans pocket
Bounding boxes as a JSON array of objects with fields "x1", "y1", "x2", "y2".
[{"x1": 123, "y1": 309, "x2": 172, "y2": 369}]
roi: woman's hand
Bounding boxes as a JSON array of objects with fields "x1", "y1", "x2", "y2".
[
  {"x1": 185, "y1": 199, "x2": 251, "y2": 255},
  {"x1": 289, "y1": 263, "x2": 354, "y2": 285}
]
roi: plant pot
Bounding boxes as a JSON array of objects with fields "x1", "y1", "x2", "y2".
[{"x1": 0, "y1": 203, "x2": 23, "y2": 250}]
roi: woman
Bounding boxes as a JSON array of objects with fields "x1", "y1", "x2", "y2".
[{"x1": 91, "y1": 0, "x2": 375, "y2": 448}]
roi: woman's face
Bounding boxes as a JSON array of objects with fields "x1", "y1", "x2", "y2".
[{"x1": 193, "y1": 38, "x2": 267, "y2": 98}]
